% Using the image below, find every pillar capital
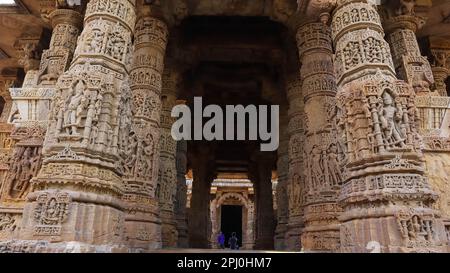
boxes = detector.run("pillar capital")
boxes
[296,22,333,58]
[383,15,426,34]
[380,0,432,34]
[49,8,84,29]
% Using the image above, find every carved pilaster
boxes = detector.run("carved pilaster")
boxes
[0,8,83,236]
[0,78,15,123]
[382,3,434,95]
[285,73,304,251]
[274,107,289,250]
[19,0,137,248]
[38,9,83,86]
[122,7,169,250]
[332,0,447,253]
[10,8,82,129]
[296,22,341,252]
[15,30,49,73]
[175,140,188,248]
[157,66,179,248]
[252,152,275,250]
[188,145,215,248]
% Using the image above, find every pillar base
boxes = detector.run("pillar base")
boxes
[340,206,448,253]
[123,209,162,251]
[176,216,189,248]
[284,214,303,251]
[0,240,132,253]
[160,209,178,248]
[274,221,288,250]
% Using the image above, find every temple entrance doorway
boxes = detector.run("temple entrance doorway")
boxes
[221,205,243,248]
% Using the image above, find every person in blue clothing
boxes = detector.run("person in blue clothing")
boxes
[217,231,225,249]
[228,232,239,250]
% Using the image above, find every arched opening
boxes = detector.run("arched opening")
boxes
[173,15,292,250]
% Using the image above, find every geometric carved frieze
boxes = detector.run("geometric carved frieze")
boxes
[340,173,436,204]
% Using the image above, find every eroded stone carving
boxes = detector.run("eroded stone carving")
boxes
[33,191,70,236]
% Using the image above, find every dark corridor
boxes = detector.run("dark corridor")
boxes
[220,205,243,248]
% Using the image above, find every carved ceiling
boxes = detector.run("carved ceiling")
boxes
[0,0,449,77]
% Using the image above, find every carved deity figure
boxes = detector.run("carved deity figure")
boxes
[15,147,32,191]
[87,29,104,54]
[379,91,406,148]
[326,143,343,186]
[432,51,448,68]
[42,198,61,225]
[5,146,41,199]
[123,132,138,177]
[288,174,301,208]
[343,42,362,69]
[142,133,154,178]
[361,8,369,20]
[335,107,348,162]
[106,28,125,60]
[309,145,324,190]
[63,81,88,135]
[0,214,16,232]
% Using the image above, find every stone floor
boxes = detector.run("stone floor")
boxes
[150,248,301,253]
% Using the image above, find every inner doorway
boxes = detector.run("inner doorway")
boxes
[221,205,243,248]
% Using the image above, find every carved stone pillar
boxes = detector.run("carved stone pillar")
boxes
[0,78,18,241]
[11,8,82,128]
[295,22,342,252]
[285,73,304,251]
[123,6,169,250]
[0,7,83,243]
[274,108,289,250]
[428,38,450,97]
[19,0,136,250]
[10,8,82,138]
[158,67,179,248]
[413,39,450,138]
[15,31,48,74]
[332,0,447,252]
[383,6,434,95]
[252,152,275,250]
[39,9,83,86]
[0,78,15,123]
[188,146,215,248]
[175,140,188,248]
[430,64,448,97]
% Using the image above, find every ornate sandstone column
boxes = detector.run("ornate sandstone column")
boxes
[0,78,18,241]
[382,2,434,96]
[175,140,188,248]
[19,0,136,249]
[295,22,342,252]
[188,145,215,248]
[123,5,169,250]
[0,7,83,246]
[252,152,275,250]
[285,73,304,251]
[3,7,83,202]
[430,46,449,97]
[157,66,179,248]
[274,109,289,250]
[332,0,447,252]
